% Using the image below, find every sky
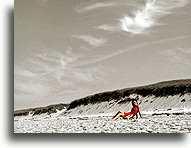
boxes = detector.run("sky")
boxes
[14,0,191,110]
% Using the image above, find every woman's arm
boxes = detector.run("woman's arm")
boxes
[138,111,142,118]
[138,100,142,105]
[136,114,138,119]
[138,105,142,118]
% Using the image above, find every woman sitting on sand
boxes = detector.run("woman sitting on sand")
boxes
[111,99,142,120]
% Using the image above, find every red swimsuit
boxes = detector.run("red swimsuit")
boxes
[124,105,139,116]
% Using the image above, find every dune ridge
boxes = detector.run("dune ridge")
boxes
[14,79,191,117]
[14,103,68,117]
[63,79,191,117]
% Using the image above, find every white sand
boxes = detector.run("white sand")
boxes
[14,114,191,133]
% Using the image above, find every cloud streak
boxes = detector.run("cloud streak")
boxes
[96,24,121,32]
[75,1,129,13]
[120,0,188,34]
[72,35,106,46]
[14,67,50,96]
[96,0,188,34]
[75,35,191,67]
[15,46,108,102]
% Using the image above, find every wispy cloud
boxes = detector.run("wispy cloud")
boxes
[26,47,83,76]
[15,81,50,96]
[75,1,124,13]
[75,35,191,67]
[15,49,75,98]
[96,24,120,32]
[14,67,50,96]
[120,0,188,34]
[72,35,106,46]
[15,68,36,78]
[96,0,188,34]
[15,46,108,101]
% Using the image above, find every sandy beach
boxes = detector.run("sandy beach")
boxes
[14,113,191,133]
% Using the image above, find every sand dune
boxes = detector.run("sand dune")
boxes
[62,79,191,117]
[61,94,191,117]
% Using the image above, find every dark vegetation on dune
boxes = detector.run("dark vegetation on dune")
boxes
[67,79,191,110]
[14,104,68,117]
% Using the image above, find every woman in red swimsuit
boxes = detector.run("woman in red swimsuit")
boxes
[111,99,142,120]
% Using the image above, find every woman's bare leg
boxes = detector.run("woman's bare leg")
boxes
[112,111,121,119]
[111,111,125,120]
